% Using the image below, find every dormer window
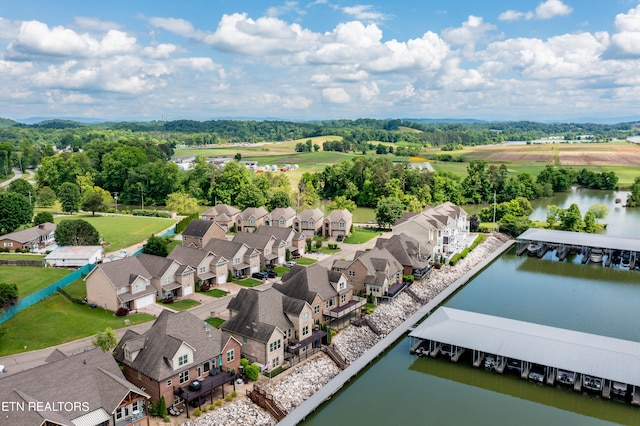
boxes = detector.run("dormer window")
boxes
[178,354,189,366]
[279,219,285,225]
[124,348,132,361]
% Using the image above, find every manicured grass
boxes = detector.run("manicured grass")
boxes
[343,227,382,244]
[233,278,262,287]
[64,278,88,299]
[0,293,154,356]
[159,299,200,311]
[0,253,45,261]
[53,214,177,253]
[0,265,72,298]
[205,317,226,328]
[295,257,316,265]
[203,288,229,298]
[273,266,289,276]
[308,246,341,255]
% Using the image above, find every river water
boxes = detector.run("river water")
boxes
[304,189,640,425]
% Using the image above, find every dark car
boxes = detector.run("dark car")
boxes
[263,269,277,278]
[252,271,267,279]
[336,234,344,242]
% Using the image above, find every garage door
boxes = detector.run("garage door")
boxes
[135,294,155,309]
[183,285,193,296]
[251,265,259,274]
[217,274,226,285]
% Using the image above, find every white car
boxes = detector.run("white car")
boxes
[283,261,297,268]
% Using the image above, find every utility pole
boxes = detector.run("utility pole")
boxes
[113,192,118,214]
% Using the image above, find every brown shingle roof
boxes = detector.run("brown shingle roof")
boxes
[182,219,224,238]
[0,222,56,244]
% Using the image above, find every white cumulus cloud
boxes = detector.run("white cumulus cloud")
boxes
[322,87,350,103]
[498,0,572,21]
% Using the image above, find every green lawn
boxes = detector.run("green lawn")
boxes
[205,317,226,328]
[273,266,289,276]
[232,278,262,287]
[343,227,382,244]
[0,253,45,261]
[158,299,200,311]
[0,293,154,356]
[203,288,229,298]
[295,257,316,265]
[53,214,177,253]
[308,246,341,255]
[0,266,72,297]
[64,278,88,299]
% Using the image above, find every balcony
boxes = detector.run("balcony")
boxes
[115,410,147,426]
[324,296,366,319]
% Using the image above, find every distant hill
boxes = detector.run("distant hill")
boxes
[18,116,107,125]
[0,117,18,127]
[403,118,488,124]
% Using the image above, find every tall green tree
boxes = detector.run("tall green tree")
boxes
[57,182,81,214]
[33,211,54,226]
[166,192,199,215]
[559,203,583,231]
[7,179,34,202]
[627,177,640,207]
[144,235,169,257]
[91,327,117,353]
[0,282,19,309]
[210,161,252,206]
[55,219,100,245]
[375,196,404,228]
[0,192,33,234]
[36,186,57,207]
[266,189,292,210]
[328,195,356,212]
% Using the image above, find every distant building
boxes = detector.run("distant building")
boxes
[324,209,352,237]
[200,204,240,231]
[293,208,324,237]
[0,222,56,252]
[237,207,269,233]
[44,245,103,267]
[264,207,297,228]
[182,219,226,249]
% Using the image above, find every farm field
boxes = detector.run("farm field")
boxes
[53,214,177,253]
[0,265,71,297]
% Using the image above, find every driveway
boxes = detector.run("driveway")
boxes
[0,168,22,188]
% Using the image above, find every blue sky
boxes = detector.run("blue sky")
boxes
[1,0,640,122]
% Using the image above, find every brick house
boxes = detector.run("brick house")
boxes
[200,204,240,231]
[375,233,432,279]
[293,208,324,237]
[323,209,352,237]
[204,238,261,277]
[0,222,56,251]
[255,225,306,258]
[236,207,269,233]
[114,310,241,408]
[167,245,229,288]
[331,247,403,299]
[182,219,226,249]
[232,231,287,268]
[264,207,297,228]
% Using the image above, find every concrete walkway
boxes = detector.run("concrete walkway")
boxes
[0,168,22,187]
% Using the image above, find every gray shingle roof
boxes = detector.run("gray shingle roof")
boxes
[201,204,240,217]
[137,253,176,277]
[0,348,148,426]
[167,245,212,268]
[239,207,268,220]
[255,225,305,242]
[89,256,151,288]
[223,287,305,343]
[232,232,276,250]
[275,263,343,304]
[114,310,236,381]
[296,208,323,222]
[0,222,56,244]
[326,209,352,222]
[204,238,247,259]
[183,219,223,238]
[375,233,431,269]
[266,207,296,221]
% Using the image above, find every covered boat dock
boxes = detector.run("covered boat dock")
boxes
[409,307,640,405]
[517,228,640,266]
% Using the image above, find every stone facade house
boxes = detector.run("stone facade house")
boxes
[274,263,365,327]
[331,247,403,298]
[204,238,261,277]
[222,287,321,370]
[232,232,287,268]
[323,209,352,237]
[167,245,229,287]
[375,233,432,279]
[0,348,150,426]
[264,207,297,228]
[0,222,56,252]
[200,204,240,231]
[182,219,226,249]
[255,225,306,258]
[236,207,269,233]
[115,310,241,408]
[293,208,324,237]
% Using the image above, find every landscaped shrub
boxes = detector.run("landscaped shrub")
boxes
[115,307,130,316]
[327,243,338,249]
[193,408,201,417]
[245,363,260,381]
[449,254,461,266]
[132,209,171,218]
[215,399,223,407]
[175,212,198,234]
[231,391,237,398]
[208,404,216,411]
[158,396,168,417]
[403,274,414,283]
[460,248,470,258]
[225,394,233,402]
[163,416,171,423]
[201,406,208,412]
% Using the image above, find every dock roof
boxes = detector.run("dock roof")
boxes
[409,307,640,386]
[517,228,640,252]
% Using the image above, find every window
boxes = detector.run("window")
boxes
[178,354,189,366]
[242,337,247,343]
[3,242,12,248]
[265,248,270,255]
[250,218,255,224]
[325,299,335,308]
[348,270,355,277]
[164,276,170,284]
[134,283,143,292]
[302,325,309,336]
[279,219,285,225]
[302,312,309,321]
[132,401,139,413]
[167,379,172,387]
[339,281,346,290]
[272,357,279,367]
[226,349,235,362]
[314,304,320,315]
[124,348,132,361]
[203,361,210,373]
[199,266,206,273]
[235,257,240,264]
[197,367,202,378]
[269,340,282,352]
[309,220,314,227]
[341,294,347,303]
[339,221,345,228]
[179,370,189,384]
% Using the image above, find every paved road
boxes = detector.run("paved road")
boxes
[0,168,22,187]
[0,230,392,377]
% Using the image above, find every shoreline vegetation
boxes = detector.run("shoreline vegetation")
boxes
[179,233,508,426]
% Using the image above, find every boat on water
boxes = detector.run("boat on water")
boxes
[527,243,543,255]
[611,250,622,265]
[557,370,575,386]
[506,358,522,372]
[528,364,546,383]
[583,375,603,392]
[589,248,603,263]
[484,355,497,371]
[612,382,629,398]
[621,251,631,267]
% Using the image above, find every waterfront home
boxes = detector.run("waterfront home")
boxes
[264,207,297,228]
[222,287,320,370]
[200,204,240,231]
[167,245,229,288]
[331,247,403,298]
[293,208,324,237]
[323,209,352,238]
[237,206,269,233]
[0,348,149,426]
[375,233,432,279]
[85,254,195,311]
[115,310,241,407]
[0,222,56,252]
[182,219,226,249]
[273,263,365,327]
[255,225,306,258]
[204,238,261,278]
[232,232,287,268]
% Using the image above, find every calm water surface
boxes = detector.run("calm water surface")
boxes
[304,190,640,425]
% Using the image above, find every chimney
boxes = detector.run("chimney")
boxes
[38,224,45,229]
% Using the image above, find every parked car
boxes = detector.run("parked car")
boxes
[252,271,267,279]
[263,269,277,278]
[336,234,344,242]
[283,261,297,268]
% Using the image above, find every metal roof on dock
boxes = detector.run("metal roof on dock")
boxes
[517,228,640,252]
[409,307,640,386]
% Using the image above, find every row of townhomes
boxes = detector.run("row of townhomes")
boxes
[85,205,353,314]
